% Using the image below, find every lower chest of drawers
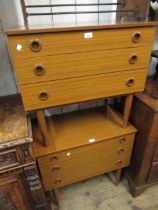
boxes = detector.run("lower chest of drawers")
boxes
[37,134,135,191]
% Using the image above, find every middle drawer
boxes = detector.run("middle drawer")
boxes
[14,47,150,85]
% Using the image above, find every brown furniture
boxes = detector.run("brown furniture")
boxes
[5,7,157,203]
[33,106,136,192]
[127,81,158,196]
[0,95,52,210]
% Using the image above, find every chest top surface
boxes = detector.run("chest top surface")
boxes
[5,22,158,35]
[0,95,32,149]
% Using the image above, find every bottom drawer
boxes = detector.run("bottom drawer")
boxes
[21,69,146,111]
[38,134,135,191]
[148,161,158,182]
[42,155,131,191]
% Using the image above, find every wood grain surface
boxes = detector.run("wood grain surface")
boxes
[0,95,32,146]
[20,69,147,111]
[13,47,151,85]
[33,106,136,191]
[5,21,158,35]
[41,154,133,191]
[33,106,136,157]
[8,27,155,59]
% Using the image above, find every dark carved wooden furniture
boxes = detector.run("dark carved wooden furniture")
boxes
[0,95,52,210]
[127,78,158,196]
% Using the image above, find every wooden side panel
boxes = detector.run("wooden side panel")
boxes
[153,144,158,162]
[148,161,158,182]
[0,174,31,210]
[13,47,151,85]
[8,27,155,59]
[20,69,147,111]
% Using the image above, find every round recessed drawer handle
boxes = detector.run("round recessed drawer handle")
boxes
[54,178,62,184]
[30,39,42,52]
[39,91,49,101]
[119,137,126,144]
[34,64,45,76]
[117,148,125,154]
[52,166,60,172]
[129,54,138,64]
[132,32,142,43]
[126,78,135,87]
[50,155,58,162]
[116,160,123,167]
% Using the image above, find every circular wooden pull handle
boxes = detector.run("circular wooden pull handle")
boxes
[39,92,49,101]
[34,64,45,76]
[132,32,141,43]
[119,137,126,144]
[117,148,125,154]
[116,160,123,166]
[52,166,60,172]
[50,155,58,162]
[30,39,42,52]
[126,78,135,87]
[54,178,62,184]
[129,54,138,64]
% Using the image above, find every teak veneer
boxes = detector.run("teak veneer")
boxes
[33,106,136,192]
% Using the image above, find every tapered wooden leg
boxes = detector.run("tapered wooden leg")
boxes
[53,189,60,206]
[123,94,133,128]
[36,110,48,147]
[115,168,122,186]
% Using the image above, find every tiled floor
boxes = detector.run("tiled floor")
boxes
[52,173,158,210]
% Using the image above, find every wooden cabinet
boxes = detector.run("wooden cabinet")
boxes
[6,24,155,112]
[0,95,52,210]
[33,106,136,193]
[0,172,30,210]
[127,89,158,196]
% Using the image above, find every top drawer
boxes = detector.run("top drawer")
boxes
[8,27,155,59]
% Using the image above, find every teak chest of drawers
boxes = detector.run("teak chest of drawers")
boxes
[6,22,156,205]
[33,106,136,193]
[7,23,155,114]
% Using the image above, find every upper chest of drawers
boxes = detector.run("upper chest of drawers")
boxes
[7,24,156,111]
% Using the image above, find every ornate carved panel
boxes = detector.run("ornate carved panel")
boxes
[0,191,17,210]
[0,149,20,171]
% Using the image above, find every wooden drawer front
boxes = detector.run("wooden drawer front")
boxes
[38,134,135,190]
[21,69,147,111]
[0,149,21,171]
[14,47,150,85]
[42,155,131,191]
[8,27,155,59]
[38,134,135,167]
[148,161,158,182]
